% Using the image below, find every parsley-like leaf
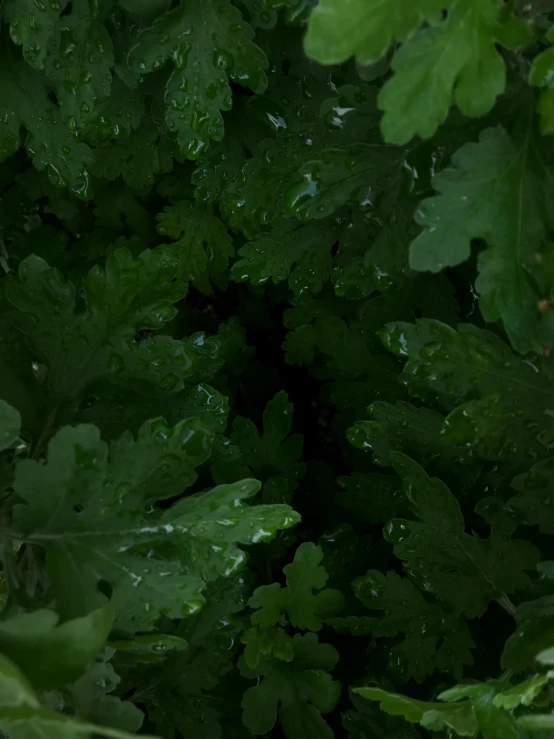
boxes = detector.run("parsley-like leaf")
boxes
[240,632,341,738]
[13,420,299,631]
[409,126,554,353]
[127,0,268,158]
[249,542,343,631]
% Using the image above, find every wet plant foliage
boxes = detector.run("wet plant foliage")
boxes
[2,1,554,737]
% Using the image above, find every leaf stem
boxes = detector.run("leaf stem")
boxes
[0,238,10,274]
[497,593,516,618]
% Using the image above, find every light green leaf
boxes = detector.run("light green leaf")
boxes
[0,654,38,708]
[0,607,112,689]
[379,0,531,145]
[493,675,549,709]
[353,687,479,736]
[304,0,440,65]
[409,126,554,354]
[530,25,554,135]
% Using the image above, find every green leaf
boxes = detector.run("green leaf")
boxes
[241,626,294,668]
[304,0,440,65]
[379,1,531,145]
[342,693,421,739]
[141,576,248,739]
[386,453,539,618]
[0,654,40,708]
[90,122,174,190]
[240,632,340,738]
[353,687,479,736]
[284,143,401,221]
[232,218,339,295]
[157,199,234,290]
[127,0,268,158]
[108,634,188,663]
[409,126,554,353]
[0,400,20,451]
[269,0,316,24]
[231,391,304,478]
[3,0,67,69]
[12,419,299,630]
[438,684,518,739]
[0,607,112,689]
[509,457,554,532]
[1,247,226,448]
[0,653,158,739]
[249,542,343,631]
[501,597,554,670]
[0,54,93,199]
[71,654,144,733]
[381,319,554,464]
[45,0,114,130]
[530,26,554,135]
[493,675,549,710]
[345,570,474,682]
[348,401,481,493]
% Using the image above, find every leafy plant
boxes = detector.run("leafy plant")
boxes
[2,1,554,738]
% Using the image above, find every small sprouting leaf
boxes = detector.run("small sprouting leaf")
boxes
[249,542,343,631]
[242,626,294,668]
[231,391,304,478]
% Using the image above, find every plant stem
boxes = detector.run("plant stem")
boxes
[497,593,516,618]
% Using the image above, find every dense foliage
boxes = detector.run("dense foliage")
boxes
[3,0,554,737]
